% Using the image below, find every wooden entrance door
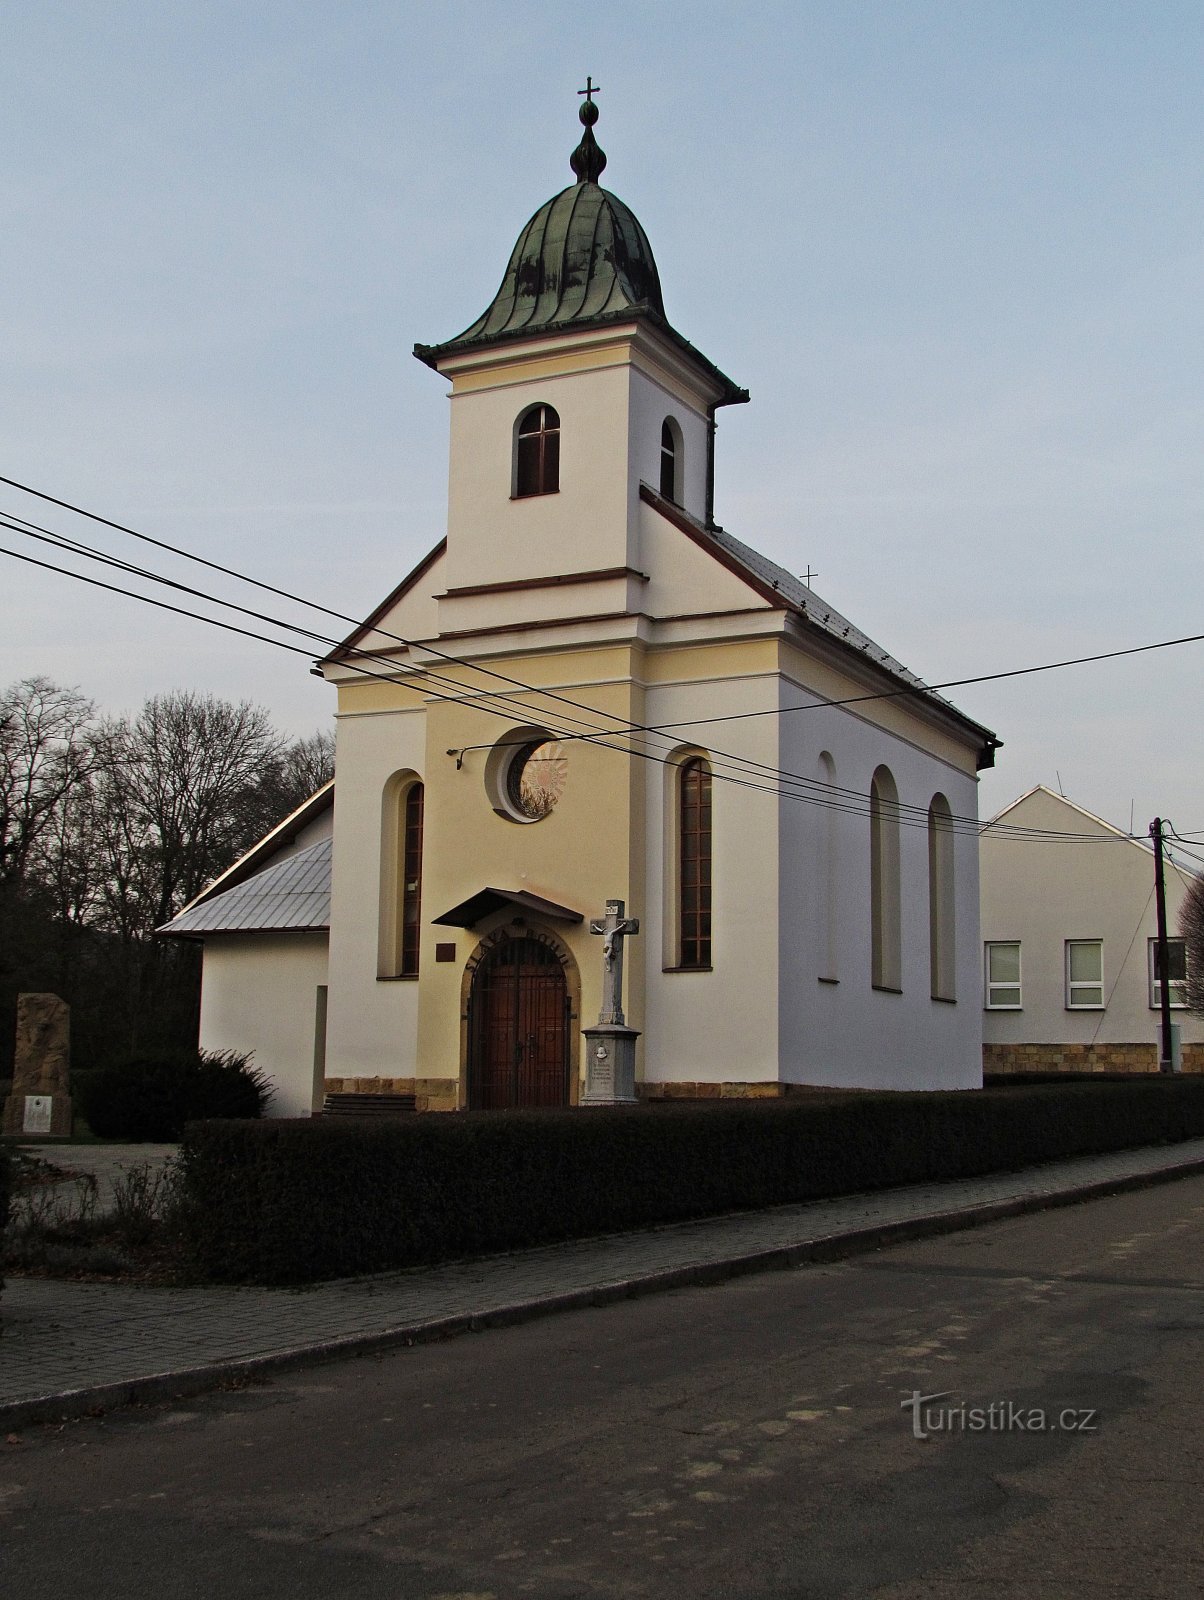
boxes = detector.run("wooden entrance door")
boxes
[468,935,570,1109]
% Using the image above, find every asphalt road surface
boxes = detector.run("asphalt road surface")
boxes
[4,1176,1204,1599]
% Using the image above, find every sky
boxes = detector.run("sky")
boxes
[2,1,1202,844]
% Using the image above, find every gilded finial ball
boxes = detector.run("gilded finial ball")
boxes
[579,98,599,127]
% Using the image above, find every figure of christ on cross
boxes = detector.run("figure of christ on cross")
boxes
[589,899,640,1027]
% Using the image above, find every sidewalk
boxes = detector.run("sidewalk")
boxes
[5,1138,1204,1429]
[14,1143,178,1213]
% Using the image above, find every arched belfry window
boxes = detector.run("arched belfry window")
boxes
[660,418,680,502]
[679,756,712,968]
[515,404,560,498]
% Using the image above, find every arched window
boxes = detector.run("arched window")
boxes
[817,751,838,981]
[679,756,712,968]
[928,793,955,1000]
[870,765,901,991]
[515,404,560,497]
[379,774,423,977]
[400,782,424,976]
[660,418,681,502]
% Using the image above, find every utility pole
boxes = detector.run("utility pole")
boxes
[1151,817,1175,1073]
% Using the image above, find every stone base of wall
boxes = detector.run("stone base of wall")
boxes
[322,1076,459,1112]
[638,1082,833,1101]
[984,1042,1204,1076]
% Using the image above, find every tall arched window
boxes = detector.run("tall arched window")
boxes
[679,756,712,968]
[515,403,560,497]
[870,765,901,991]
[928,793,955,1000]
[660,418,681,502]
[400,782,424,977]
[817,751,838,981]
[379,774,424,977]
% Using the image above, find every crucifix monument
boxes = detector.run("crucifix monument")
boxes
[582,898,641,1105]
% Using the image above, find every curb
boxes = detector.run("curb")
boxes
[6,1150,1204,1431]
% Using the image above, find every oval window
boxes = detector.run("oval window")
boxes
[506,738,567,821]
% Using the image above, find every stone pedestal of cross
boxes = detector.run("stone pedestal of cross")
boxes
[581,899,641,1106]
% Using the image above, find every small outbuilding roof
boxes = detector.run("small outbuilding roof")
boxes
[160,838,332,939]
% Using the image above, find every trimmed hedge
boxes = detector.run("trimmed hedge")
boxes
[76,1049,270,1141]
[177,1077,1204,1285]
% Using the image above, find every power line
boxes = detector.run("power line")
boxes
[4,536,1148,846]
[2,477,1190,844]
[6,470,1203,776]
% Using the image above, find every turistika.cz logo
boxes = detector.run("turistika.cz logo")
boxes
[901,1390,1099,1441]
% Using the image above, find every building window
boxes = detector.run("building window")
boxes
[679,756,712,968]
[400,782,424,976]
[379,772,423,977]
[1149,937,1188,1009]
[505,738,567,821]
[1066,940,1104,1009]
[485,725,568,823]
[928,793,955,1000]
[660,418,681,502]
[985,941,1021,1009]
[870,765,901,991]
[515,404,560,497]
[817,751,838,981]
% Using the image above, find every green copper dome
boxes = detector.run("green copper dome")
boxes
[414,87,747,406]
[448,180,665,347]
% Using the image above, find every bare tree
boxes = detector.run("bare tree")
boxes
[1182,872,1204,1015]
[0,677,96,888]
[98,691,289,930]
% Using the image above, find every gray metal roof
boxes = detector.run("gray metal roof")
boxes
[160,839,332,938]
[705,522,931,692]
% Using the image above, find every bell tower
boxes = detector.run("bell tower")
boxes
[413,86,748,625]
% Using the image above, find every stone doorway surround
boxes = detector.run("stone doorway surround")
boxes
[461,922,581,1110]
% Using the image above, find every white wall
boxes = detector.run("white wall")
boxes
[777,688,984,1090]
[640,668,783,1084]
[442,361,635,593]
[323,703,425,1078]
[981,788,1204,1048]
[198,931,329,1117]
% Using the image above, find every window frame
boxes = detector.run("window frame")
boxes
[677,755,712,970]
[984,940,1022,1010]
[659,417,681,503]
[870,765,902,993]
[399,781,424,978]
[1065,939,1105,1010]
[514,403,560,498]
[1148,936,1188,1010]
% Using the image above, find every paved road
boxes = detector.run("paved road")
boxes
[6,1139,1204,1423]
[3,1175,1204,1598]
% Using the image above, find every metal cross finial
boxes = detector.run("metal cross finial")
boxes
[578,76,601,103]
[802,565,819,587]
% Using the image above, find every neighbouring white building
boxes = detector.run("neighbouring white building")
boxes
[163,93,999,1114]
[980,786,1202,1075]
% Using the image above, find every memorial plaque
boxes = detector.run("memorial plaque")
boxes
[23,1095,53,1135]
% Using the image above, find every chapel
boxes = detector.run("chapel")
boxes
[164,89,1000,1115]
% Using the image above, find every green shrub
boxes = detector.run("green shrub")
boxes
[76,1050,270,1142]
[176,1077,1204,1285]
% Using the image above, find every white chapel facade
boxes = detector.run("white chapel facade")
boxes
[166,93,999,1112]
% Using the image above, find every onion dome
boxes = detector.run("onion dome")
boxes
[414,85,746,405]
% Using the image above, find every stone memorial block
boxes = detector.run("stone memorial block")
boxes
[3,992,73,1138]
